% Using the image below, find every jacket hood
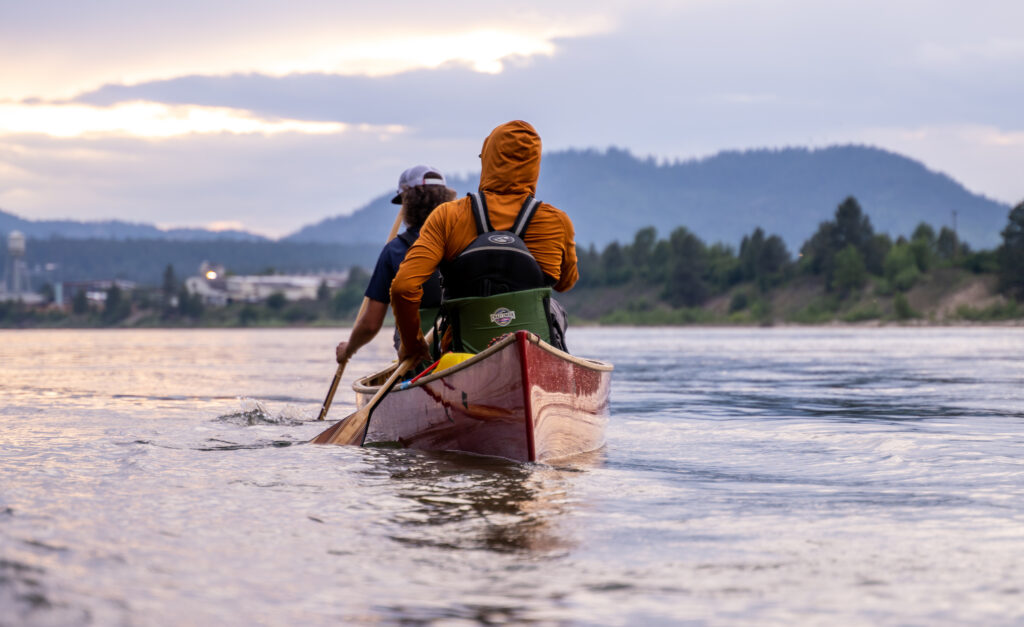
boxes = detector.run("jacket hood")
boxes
[479,120,540,196]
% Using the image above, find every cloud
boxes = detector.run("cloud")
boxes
[0,130,480,237]
[1,0,1022,235]
[0,2,612,100]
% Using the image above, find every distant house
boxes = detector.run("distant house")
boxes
[62,279,137,305]
[184,262,348,306]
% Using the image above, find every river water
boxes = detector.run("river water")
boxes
[2,327,1023,626]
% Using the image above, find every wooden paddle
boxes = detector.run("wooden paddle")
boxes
[315,207,405,421]
[313,321,435,444]
[309,356,417,445]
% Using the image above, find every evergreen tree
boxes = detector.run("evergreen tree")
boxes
[662,227,709,307]
[864,234,892,275]
[740,227,791,288]
[577,243,603,287]
[72,289,89,315]
[177,286,203,318]
[739,228,766,281]
[706,242,740,291]
[162,264,177,300]
[910,222,936,272]
[161,264,179,317]
[801,196,876,289]
[649,240,671,284]
[997,202,1024,297]
[760,235,791,279]
[936,227,959,260]
[103,284,131,323]
[601,242,630,285]
[629,227,657,281]
[834,196,875,251]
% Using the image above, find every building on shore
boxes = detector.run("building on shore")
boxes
[61,279,137,306]
[184,262,349,306]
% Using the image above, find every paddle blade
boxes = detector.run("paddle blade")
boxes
[310,407,370,445]
[309,356,417,447]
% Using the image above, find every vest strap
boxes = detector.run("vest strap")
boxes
[467,192,542,237]
[467,193,493,235]
[512,196,541,237]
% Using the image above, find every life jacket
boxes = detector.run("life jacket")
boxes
[435,193,565,354]
[439,192,552,300]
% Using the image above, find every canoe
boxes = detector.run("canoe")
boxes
[350,330,613,462]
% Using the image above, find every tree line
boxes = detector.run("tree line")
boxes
[576,196,1024,309]
[4,197,1023,327]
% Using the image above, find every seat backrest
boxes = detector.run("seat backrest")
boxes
[441,287,552,353]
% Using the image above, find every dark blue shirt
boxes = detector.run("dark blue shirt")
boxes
[364,229,418,304]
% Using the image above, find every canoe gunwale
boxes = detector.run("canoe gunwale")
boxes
[352,331,613,396]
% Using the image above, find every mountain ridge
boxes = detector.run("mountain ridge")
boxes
[0,210,269,242]
[285,145,1011,250]
[2,145,1012,250]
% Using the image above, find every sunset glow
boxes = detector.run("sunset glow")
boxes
[0,102,363,138]
[1,23,607,101]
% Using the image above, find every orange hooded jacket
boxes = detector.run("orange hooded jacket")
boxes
[390,120,578,355]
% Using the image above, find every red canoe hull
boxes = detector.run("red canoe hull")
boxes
[353,331,612,462]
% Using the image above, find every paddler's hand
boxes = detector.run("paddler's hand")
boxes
[335,341,352,364]
[398,336,430,365]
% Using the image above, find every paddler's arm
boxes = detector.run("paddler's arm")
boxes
[335,298,388,363]
[391,209,447,361]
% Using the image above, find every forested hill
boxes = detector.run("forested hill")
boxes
[0,209,268,242]
[285,145,1011,250]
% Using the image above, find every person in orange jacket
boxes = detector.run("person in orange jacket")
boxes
[390,120,578,363]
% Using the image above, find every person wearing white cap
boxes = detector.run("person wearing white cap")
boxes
[335,166,456,364]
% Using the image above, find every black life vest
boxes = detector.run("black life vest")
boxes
[396,230,442,308]
[440,192,552,299]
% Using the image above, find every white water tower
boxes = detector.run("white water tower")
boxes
[4,230,31,295]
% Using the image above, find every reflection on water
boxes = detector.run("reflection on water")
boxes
[376,449,602,555]
[2,328,1024,625]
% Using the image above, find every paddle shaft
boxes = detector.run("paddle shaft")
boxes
[313,322,435,443]
[314,298,367,421]
[315,207,405,421]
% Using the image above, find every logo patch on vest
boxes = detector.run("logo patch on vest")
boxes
[488,234,516,244]
[489,307,516,326]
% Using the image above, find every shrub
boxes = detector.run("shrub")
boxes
[954,300,1020,321]
[729,291,750,313]
[832,244,867,295]
[841,303,882,322]
[788,296,840,324]
[266,292,287,311]
[238,305,260,326]
[893,293,917,320]
[884,244,920,291]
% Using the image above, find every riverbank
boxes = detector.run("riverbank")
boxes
[3,268,1021,329]
[560,268,1022,326]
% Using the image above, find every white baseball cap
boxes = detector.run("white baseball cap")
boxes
[391,165,447,204]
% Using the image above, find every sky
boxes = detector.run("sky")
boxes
[1,0,1022,238]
